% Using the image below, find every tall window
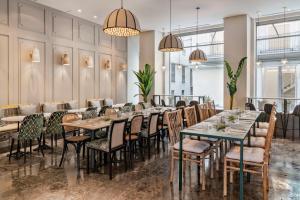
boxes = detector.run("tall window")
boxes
[167,30,224,107]
[256,19,300,111]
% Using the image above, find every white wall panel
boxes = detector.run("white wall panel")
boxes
[78,22,95,45]
[0,34,9,105]
[99,54,112,98]
[0,0,8,25]
[52,13,73,40]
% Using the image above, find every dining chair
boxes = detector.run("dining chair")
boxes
[289,104,300,140]
[82,107,98,119]
[189,101,200,122]
[120,105,132,113]
[207,101,216,117]
[251,104,276,137]
[59,113,90,172]
[199,104,210,121]
[151,99,157,107]
[176,100,186,107]
[161,99,167,107]
[158,110,171,149]
[184,106,197,128]
[140,112,160,159]
[9,114,44,163]
[166,110,212,190]
[245,102,256,111]
[98,105,110,116]
[105,108,117,116]
[124,102,133,107]
[86,118,128,179]
[126,114,144,166]
[44,111,67,152]
[223,113,277,199]
[134,103,144,111]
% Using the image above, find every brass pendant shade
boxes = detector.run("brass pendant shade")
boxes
[189,49,207,63]
[103,2,141,37]
[159,34,183,52]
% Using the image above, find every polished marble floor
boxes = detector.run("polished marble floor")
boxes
[0,138,299,200]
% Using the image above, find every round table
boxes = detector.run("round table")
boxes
[1,116,26,131]
[67,108,87,113]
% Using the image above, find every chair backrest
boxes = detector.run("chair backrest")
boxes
[62,113,80,135]
[82,107,98,119]
[135,103,144,111]
[292,104,300,116]
[264,103,273,115]
[176,100,186,107]
[264,113,277,162]
[99,105,110,116]
[166,110,183,146]
[46,111,66,135]
[130,115,144,134]
[189,100,199,107]
[245,102,256,111]
[184,106,197,128]
[120,105,132,113]
[105,108,117,116]
[18,114,44,140]
[207,101,216,117]
[124,102,133,107]
[108,119,128,149]
[147,112,159,135]
[198,104,209,121]
[189,101,200,122]
[151,99,157,107]
[161,99,167,107]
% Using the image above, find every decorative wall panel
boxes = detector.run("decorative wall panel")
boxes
[115,56,127,103]
[19,39,45,104]
[52,13,73,40]
[18,2,45,34]
[0,0,8,25]
[99,28,112,48]
[79,50,95,106]
[78,22,95,45]
[0,34,9,105]
[53,45,73,102]
[115,37,127,52]
[99,54,112,98]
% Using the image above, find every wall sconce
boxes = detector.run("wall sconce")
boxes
[120,63,127,72]
[30,47,40,63]
[162,66,166,71]
[85,55,93,68]
[177,64,182,69]
[61,53,70,66]
[104,60,111,70]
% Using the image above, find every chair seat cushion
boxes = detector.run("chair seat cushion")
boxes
[234,136,266,148]
[66,135,90,142]
[126,134,138,141]
[174,140,210,154]
[251,128,268,137]
[225,146,265,163]
[86,139,109,152]
[257,122,269,129]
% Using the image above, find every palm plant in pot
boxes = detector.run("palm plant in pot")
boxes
[134,64,155,103]
[224,57,247,110]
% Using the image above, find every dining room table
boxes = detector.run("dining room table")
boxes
[178,110,261,200]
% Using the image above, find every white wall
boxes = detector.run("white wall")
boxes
[0,0,127,107]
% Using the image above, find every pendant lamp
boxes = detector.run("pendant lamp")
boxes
[189,7,207,63]
[103,0,141,37]
[158,0,183,52]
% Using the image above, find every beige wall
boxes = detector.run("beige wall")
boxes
[0,0,127,107]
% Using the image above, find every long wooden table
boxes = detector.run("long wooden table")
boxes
[179,110,261,200]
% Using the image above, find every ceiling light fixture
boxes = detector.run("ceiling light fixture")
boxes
[189,7,207,63]
[281,7,288,65]
[103,0,141,37]
[158,0,183,52]
[93,15,98,19]
[77,9,82,13]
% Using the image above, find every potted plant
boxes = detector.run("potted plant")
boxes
[224,57,247,110]
[134,64,155,103]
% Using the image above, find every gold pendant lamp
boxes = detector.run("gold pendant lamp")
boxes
[103,0,141,37]
[189,7,207,63]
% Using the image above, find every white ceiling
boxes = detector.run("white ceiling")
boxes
[36,0,300,31]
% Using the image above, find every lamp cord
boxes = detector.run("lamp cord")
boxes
[121,0,124,8]
[196,7,200,48]
[283,7,286,60]
[170,0,172,34]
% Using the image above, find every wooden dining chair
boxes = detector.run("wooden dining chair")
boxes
[223,114,277,199]
[207,101,216,117]
[199,104,210,122]
[86,118,128,179]
[105,108,117,116]
[59,113,90,172]
[140,112,160,159]
[166,110,212,190]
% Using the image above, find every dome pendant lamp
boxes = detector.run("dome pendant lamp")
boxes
[158,0,183,52]
[189,7,207,63]
[103,0,141,37]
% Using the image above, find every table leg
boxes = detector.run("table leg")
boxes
[239,140,244,200]
[179,132,183,191]
[247,130,251,182]
[91,130,95,170]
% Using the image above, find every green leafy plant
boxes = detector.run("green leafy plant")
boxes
[134,64,155,103]
[224,57,247,110]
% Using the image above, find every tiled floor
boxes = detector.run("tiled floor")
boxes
[0,138,299,200]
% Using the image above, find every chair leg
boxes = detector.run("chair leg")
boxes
[263,165,268,200]
[229,163,233,183]
[29,140,32,155]
[59,142,67,167]
[55,134,58,148]
[124,147,127,171]
[23,140,27,163]
[210,152,214,179]
[51,134,54,153]
[108,152,113,180]
[76,143,82,173]
[157,133,160,154]
[138,137,144,161]
[9,138,15,162]
[201,155,206,191]
[292,117,295,141]
[87,148,90,174]
[147,138,150,159]
[169,152,174,184]
[223,158,228,196]
[82,143,85,159]
[161,130,165,152]
[216,145,220,171]
[37,137,44,157]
